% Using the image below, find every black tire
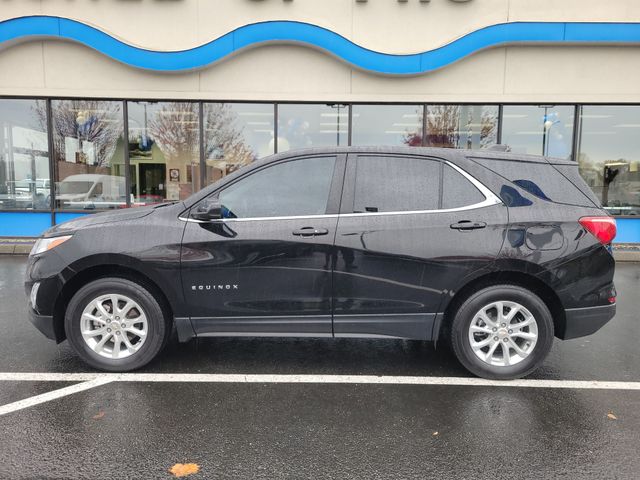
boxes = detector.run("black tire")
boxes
[450,284,554,380]
[65,277,170,372]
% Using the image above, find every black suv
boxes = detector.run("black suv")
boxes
[25,147,617,379]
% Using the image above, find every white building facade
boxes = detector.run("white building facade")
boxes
[0,0,639,241]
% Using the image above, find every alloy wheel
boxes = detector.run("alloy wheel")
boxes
[80,293,148,359]
[468,300,539,367]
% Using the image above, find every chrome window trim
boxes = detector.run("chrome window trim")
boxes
[179,160,502,223]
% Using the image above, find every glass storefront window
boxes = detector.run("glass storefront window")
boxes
[204,103,274,184]
[578,106,640,215]
[425,105,498,150]
[501,105,575,159]
[277,104,348,152]
[51,100,125,210]
[127,101,200,205]
[0,99,50,210]
[351,104,423,146]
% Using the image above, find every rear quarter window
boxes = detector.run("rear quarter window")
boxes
[470,157,597,207]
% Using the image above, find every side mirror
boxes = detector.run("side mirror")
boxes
[192,199,223,221]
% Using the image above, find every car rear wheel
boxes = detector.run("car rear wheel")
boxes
[65,277,169,371]
[450,285,554,380]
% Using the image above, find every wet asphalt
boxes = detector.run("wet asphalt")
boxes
[0,256,639,479]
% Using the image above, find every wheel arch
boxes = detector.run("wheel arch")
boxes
[53,257,174,342]
[436,269,566,343]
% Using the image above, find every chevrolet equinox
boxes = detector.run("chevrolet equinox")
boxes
[25,147,617,379]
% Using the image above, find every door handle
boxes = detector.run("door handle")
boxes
[292,227,329,237]
[450,220,487,231]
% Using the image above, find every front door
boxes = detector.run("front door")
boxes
[180,155,344,337]
[332,153,507,340]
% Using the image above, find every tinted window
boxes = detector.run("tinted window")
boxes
[472,157,593,206]
[442,165,485,208]
[353,156,439,213]
[218,156,335,218]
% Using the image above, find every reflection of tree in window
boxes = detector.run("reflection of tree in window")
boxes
[204,104,256,178]
[38,100,122,169]
[425,105,497,149]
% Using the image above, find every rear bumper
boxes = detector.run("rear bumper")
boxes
[28,308,65,343]
[559,304,616,340]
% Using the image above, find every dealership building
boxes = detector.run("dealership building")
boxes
[0,0,639,243]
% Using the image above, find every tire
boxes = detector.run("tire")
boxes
[65,277,170,372]
[449,284,554,380]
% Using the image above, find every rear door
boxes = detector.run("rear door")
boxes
[332,153,508,340]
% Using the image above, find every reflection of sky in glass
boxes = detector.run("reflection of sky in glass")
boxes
[352,105,423,146]
[277,104,347,152]
[501,105,574,159]
[206,103,274,159]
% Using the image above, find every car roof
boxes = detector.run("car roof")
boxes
[260,146,575,165]
[183,146,573,208]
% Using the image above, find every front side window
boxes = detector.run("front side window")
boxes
[217,156,336,219]
[352,156,440,213]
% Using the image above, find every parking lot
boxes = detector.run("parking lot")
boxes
[1,256,639,479]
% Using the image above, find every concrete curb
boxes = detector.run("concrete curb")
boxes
[1,237,639,261]
[0,238,36,255]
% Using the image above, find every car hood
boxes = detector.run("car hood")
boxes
[44,203,180,237]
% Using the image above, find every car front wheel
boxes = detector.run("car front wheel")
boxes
[65,277,169,371]
[450,284,554,380]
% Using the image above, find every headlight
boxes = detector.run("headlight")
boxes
[30,235,73,255]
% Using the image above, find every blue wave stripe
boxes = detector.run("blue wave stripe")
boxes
[1,16,639,74]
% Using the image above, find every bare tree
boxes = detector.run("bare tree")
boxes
[37,100,122,168]
[203,103,257,171]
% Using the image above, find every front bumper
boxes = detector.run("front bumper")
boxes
[27,307,65,343]
[559,303,616,340]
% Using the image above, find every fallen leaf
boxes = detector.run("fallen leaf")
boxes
[432,431,439,436]
[607,412,618,420]
[92,411,105,420]
[169,463,200,477]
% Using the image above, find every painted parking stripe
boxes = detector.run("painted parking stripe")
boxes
[0,377,113,416]
[0,372,640,390]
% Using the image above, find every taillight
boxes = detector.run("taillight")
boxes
[579,216,617,245]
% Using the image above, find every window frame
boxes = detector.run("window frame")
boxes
[339,153,499,217]
[187,153,346,222]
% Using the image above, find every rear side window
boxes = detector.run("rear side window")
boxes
[353,156,439,213]
[442,165,485,209]
[471,157,596,207]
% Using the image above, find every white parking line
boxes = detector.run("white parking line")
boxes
[0,377,113,416]
[0,372,640,390]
